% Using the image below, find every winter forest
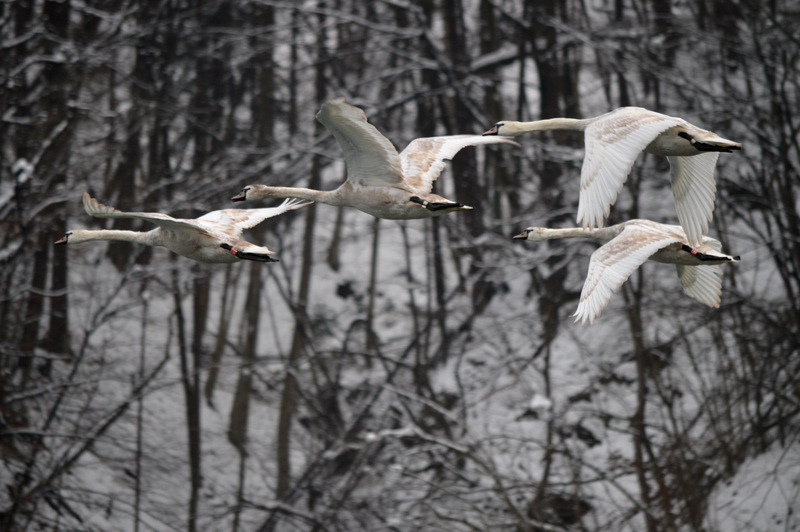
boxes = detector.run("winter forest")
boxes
[2,0,799,530]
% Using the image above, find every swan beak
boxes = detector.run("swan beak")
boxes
[231,191,246,202]
[513,230,529,240]
[482,125,499,136]
[54,235,68,245]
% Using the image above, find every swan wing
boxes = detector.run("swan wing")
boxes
[668,152,719,247]
[577,114,679,228]
[700,236,723,253]
[675,264,722,307]
[316,98,404,187]
[399,135,518,193]
[198,199,312,234]
[82,192,206,234]
[573,224,681,324]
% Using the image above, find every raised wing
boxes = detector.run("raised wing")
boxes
[573,224,682,324]
[577,114,679,228]
[82,192,205,233]
[316,98,404,187]
[198,198,312,233]
[399,135,518,193]
[675,264,723,308]
[669,152,719,247]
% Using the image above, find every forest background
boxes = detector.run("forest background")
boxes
[1,0,798,530]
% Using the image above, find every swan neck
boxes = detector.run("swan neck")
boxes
[542,227,595,240]
[77,230,152,244]
[520,117,585,132]
[261,186,338,205]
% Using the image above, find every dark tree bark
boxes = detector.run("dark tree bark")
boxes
[19,0,74,374]
[273,4,327,503]
[172,269,201,532]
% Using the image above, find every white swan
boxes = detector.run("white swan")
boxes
[233,98,518,219]
[484,107,741,246]
[55,192,311,263]
[513,219,739,324]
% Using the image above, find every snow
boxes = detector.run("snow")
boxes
[707,443,800,531]
[3,1,798,530]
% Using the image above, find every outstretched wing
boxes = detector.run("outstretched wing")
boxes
[82,192,206,233]
[669,152,719,247]
[573,223,682,324]
[676,264,723,308]
[399,135,518,194]
[197,198,312,238]
[577,112,679,228]
[316,98,404,187]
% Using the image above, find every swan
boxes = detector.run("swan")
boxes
[513,219,739,324]
[55,192,311,263]
[232,98,518,219]
[484,107,741,246]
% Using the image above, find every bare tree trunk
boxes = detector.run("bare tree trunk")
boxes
[171,268,201,532]
[18,232,49,377]
[228,261,260,526]
[365,217,380,354]
[625,274,658,532]
[204,268,235,407]
[105,42,146,269]
[17,0,74,376]
[274,4,327,500]
[441,0,484,237]
[134,288,149,532]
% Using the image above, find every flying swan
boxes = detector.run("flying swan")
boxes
[485,107,741,246]
[232,98,518,219]
[55,192,310,263]
[513,219,739,324]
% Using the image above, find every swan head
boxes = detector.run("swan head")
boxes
[513,227,549,242]
[483,121,520,137]
[54,230,87,245]
[232,186,252,202]
[232,185,283,202]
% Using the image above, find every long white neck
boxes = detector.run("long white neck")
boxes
[71,229,157,245]
[253,185,341,206]
[532,226,620,242]
[506,117,587,135]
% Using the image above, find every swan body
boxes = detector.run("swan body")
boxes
[233,98,518,219]
[513,219,739,324]
[485,107,741,246]
[55,192,311,263]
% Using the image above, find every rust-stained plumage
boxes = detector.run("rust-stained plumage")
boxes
[485,107,741,246]
[55,192,310,263]
[233,98,518,219]
[513,219,739,324]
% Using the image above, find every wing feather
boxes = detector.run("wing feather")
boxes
[197,198,311,233]
[316,98,404,187]
[577,115,679,228]
[573,224,682,324]
[82,192,206,233]
[399,135,518,193]
[676,264,723,307]
[669,152,719,247]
